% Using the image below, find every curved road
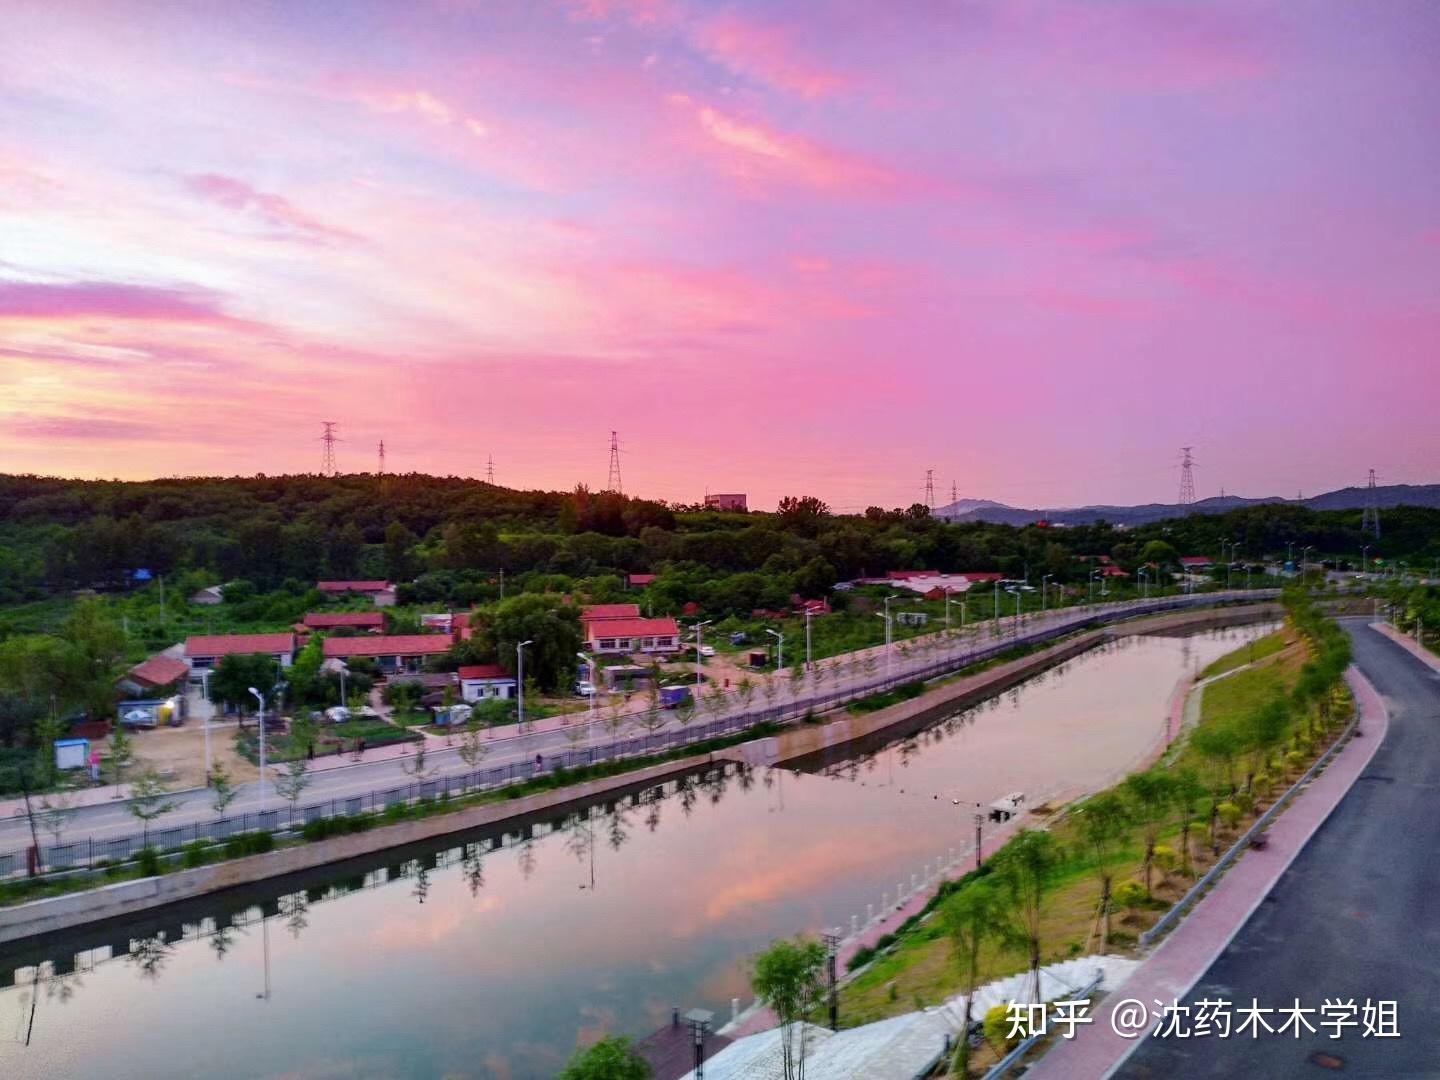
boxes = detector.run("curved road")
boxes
[1119,620,1440,1078]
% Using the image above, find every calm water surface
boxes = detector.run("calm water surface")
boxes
[0,626,1272,1079]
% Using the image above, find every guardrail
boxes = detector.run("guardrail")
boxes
[2,590,1283,879]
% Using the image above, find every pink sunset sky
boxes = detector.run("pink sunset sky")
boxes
[2,0,1437,510]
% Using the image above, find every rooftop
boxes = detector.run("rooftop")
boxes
[458,664,511,680]
[185,633,296,658]
[125,655,190,686]
[316,580,392,592]
[586,617,681,638]
[303,611,386,628]
[580,603,643,621]
[322,634,454,658]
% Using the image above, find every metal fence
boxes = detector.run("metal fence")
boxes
[2,590,1281,879]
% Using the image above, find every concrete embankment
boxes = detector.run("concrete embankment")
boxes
[728,603,1282,771]
[0,753,714,944]
[1,603,1281,944]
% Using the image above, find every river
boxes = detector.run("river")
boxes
[0,624,1273,1079]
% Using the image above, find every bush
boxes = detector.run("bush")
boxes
[1152,845,1178,875]
[1252,771,1273,797]
[846,946,876,972]
[1233,791,1255,814]
[182,840,211,868]
[984,1003,1030,1051]
[1217,801,1242,829]
[136,847,161,877]
[1113,879,1148,911]
[874,932,898,951]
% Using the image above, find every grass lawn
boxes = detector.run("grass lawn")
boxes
[235,716,419,762]
[1193,638,1307,736]
[1199,627,1293,679]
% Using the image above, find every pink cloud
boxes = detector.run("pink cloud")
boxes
[0,280,231,322]
[694,12,848,99]
[674,97,898,193]
[184,174,358,243]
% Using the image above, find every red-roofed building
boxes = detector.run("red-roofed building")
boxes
[323,634,452,675]
[580,603,642,623]
[316,580,396,607]
[1179,556,1214,570]
[302,611,385,632]
[628,574,656,587]
[185,633,296,671]
[585,617,681,655]
[458,664,517,702]
[118,654,191,695]
[1098,565,1130,578]
[959,572,1005,583]
[886,569,932,580]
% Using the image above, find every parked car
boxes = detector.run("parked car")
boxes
[324,706,351,723]
[574,680,596,697]
[698,645,716,657]
[729,632,749,646]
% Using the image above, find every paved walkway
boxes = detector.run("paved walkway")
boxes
[1026,663,1388,1080]
[1370,620,1440,672]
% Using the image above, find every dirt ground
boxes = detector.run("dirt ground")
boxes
[118,721,259,789]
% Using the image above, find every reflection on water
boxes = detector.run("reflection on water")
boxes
[0,625,1271,1079]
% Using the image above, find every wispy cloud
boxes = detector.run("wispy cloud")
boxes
[184,174,359,244]
[0,279,232,322]
[694,11,848,99]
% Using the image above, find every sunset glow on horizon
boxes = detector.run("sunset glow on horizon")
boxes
[3,0,1438,510]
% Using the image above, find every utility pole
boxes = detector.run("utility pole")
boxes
[1177,447,1197,510]
[822,929,842,1029]
[1361,468,1381,538]
[606,431,623,493]
[320,421,339,476]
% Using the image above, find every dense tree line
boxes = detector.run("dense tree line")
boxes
[3,473,1438,609]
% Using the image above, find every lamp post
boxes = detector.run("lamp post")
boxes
[1041,574,1053,614]
[765,628,784,672]
[944,586,953,628]
[875,611,893,686]
[691,620,712,688]
[576,652,596,719]
[1361,544,1370,578]
[516,639,533,732]
[1138,569,1147,600]
[1301,546,1313,589]
[247,686,266,806]
[822,929,842,1029]
[200,669,212,783]
[803,608,814,670]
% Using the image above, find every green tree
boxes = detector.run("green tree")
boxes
[942,881,1016,1076]
[274,754,311,811]
[210,760,239,815]
[384,521,418,582]
[128,767,177,847]
[456,715,490,771]
[1169,767,1208,875]
[991,829,1063,1004]
[1074,790,1130,951]
[209,653,280,718]
[482,593,584,692]
[557,1035,652,1080]
[108,724,135,791]
[1122,769,1178,895]
[751,935,827,1080]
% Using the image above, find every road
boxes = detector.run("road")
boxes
[1118,620,1440,1078]
[2,590,1278,858]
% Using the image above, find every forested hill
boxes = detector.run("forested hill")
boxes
[1,472,1437,608]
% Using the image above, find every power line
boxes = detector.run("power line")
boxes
[1177,447,1197,510]
[1361,468,1381,537]
[609,431,622,493]
[320,421,339,476]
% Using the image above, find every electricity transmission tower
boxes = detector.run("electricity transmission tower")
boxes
[925,469,935,508]
[606,431,622,493]
[320,422,339,476]
[377,439,386,475]
[486,454,495,485]
[1177,447,1197,509]
[1361,468,1381,537]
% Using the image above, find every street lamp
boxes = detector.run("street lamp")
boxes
[802,608,815,670]
[955,798,984,871]
[691,620,712,688]
[765,628,784,671]
[576,652,596,719]
[1361,544,1370,578]
[1138,568,1147,600]
[875,611,893,685]
[516,640,533,731]
[1041,574,1053,614]
[248,686,267,805]
[200,669,212,783]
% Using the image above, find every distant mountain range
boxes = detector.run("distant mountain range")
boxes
[932,484,1440,527]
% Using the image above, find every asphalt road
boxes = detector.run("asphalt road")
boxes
[1,591,1275,853]
[1118,620,1440,1079]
